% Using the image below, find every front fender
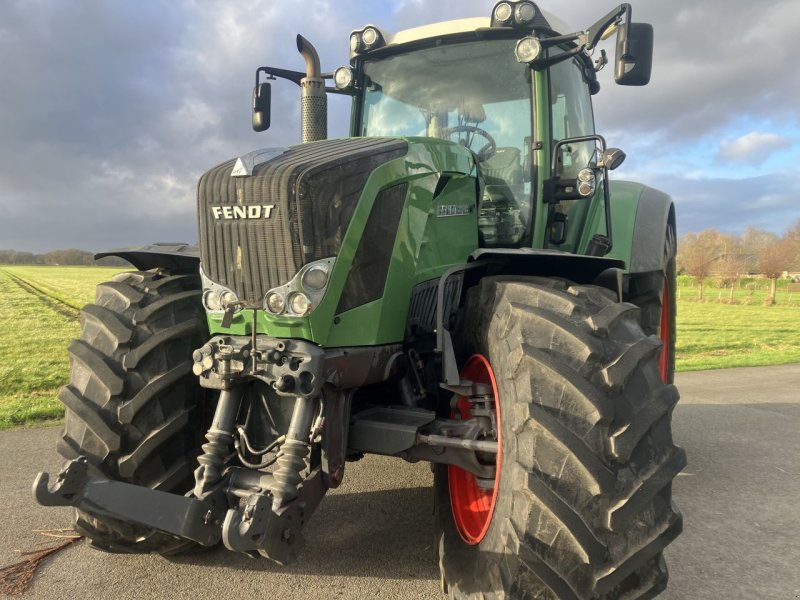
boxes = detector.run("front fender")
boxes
[582,181,675,274]
[95,243,200,272]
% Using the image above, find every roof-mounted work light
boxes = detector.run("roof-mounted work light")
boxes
[491,1,539,28]
[349,25,386,56]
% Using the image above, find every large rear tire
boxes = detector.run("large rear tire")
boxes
[435,275,685,599]
[57,269,210,554]
[626,225,677,384]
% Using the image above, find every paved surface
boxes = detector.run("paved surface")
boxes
[1,364,799,599]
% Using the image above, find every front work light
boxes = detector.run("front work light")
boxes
[515,36,542,63]
[349,25,385,56]
[491,1,540,28]
[515,2,536,24]
[493,2,513,24]
[362,27,379,48]
[333,66,354,90]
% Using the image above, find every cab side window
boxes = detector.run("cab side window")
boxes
[549,56,595,179]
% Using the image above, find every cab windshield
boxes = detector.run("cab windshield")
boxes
[360,39,533,246]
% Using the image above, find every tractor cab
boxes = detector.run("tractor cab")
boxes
[355,35,533,246]
[254,2,652,255]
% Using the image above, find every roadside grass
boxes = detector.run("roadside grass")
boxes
[0,266,797,429]
[0,266,125,429]
[676,300,800,371]
[675,276,800,371]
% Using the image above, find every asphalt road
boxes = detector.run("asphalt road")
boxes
[2,364,799,599]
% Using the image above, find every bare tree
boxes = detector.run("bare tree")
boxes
[758,238,792,305]
[677,229,726,299]
[784,219,800,272]
[740,227,778,274]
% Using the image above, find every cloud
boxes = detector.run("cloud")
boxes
[1,0,799,253]
[640,172,800,234]
[718,132,793,163]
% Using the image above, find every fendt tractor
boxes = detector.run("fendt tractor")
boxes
[34,2,686,598]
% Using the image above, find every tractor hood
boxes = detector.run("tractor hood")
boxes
[197,138,407,305]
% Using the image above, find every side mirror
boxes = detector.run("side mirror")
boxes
[615,22,653,86]
[252,82,271,132]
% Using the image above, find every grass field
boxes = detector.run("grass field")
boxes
[0,265,124,429]
[0,265,798,429]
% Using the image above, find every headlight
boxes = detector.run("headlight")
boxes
[221,291,238,307]
[302,265,329,291]
[334,66,354,90]
[288,292,310,316]
[200,268,242,316]
[577,168,596,197]
[265,292,285,315]
[262,257,335,318]
[515,36,542,63]
[203,290,222,311]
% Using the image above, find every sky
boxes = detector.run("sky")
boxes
[1,0,798,253]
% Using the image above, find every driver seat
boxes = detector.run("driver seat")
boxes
[480,147,522,186]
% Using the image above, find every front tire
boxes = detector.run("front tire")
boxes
[57,269,210,554]
[435,276,686,599]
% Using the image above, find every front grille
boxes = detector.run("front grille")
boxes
[197,138,407,304]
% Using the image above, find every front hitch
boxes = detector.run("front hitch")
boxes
[33,456,327,565]
[222,468,326,564]
[33,457,225,547]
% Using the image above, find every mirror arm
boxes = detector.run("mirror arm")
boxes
[586,4,631,51]
[547,134,614,253]
[256,66,306,87]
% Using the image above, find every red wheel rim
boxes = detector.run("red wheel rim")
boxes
[659,277,670,383]
[448,354,501,545]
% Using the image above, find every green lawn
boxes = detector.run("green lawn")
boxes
[0,266,126,429]
[676,301,800,371]
[675,276,800,371]
[0,266,797,429]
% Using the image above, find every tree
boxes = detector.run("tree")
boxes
[784,219,800,272]
[677,229,727,299]
[758,238,792,305]
[739,227,778,274]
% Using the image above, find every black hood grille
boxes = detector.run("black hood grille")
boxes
[197,138,407,304]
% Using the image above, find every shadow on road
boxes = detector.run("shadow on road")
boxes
[166,485,439,581]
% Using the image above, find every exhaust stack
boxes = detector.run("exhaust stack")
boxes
[297,35,327,143]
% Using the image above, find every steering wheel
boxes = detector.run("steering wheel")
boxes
[443,125,497,161]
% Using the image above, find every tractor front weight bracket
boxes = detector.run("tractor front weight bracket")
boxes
[32,455,328,563]
[33,457,226,546]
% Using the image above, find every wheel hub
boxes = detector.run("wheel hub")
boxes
[448,354,501,545]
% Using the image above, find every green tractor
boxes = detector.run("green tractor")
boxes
[35,2,685,598]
